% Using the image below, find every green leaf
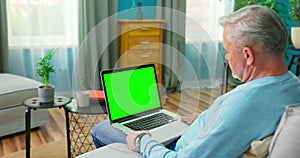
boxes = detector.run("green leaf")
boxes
[36,48,59,86]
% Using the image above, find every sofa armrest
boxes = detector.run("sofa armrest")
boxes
[77,143,141,158]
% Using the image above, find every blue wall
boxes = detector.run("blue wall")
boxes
[278,0,300,74]
[118,0,157,19]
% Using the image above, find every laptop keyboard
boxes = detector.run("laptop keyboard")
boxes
[124,113,176,131]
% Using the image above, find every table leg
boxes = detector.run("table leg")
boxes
[65,109,71,158]
[288,55,296,70]
[25,108,31,158]
[296,56,300,76]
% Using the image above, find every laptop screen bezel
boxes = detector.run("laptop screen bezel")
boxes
[100,64,162,124]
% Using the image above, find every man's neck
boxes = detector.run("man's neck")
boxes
[244,54,288,82]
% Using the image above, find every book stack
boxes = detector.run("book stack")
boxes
[88,90,105,100]
[88,90,105,106]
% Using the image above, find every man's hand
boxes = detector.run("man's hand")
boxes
[181,112,200,125]
[126,131,150,152]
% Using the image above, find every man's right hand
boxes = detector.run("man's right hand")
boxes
[126,131,150,152]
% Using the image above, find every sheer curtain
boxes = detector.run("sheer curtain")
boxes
[183,0,234,89]
[73,0,118,93]
[6,0,78,97]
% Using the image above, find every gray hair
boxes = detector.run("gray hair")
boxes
[219,5,287,55]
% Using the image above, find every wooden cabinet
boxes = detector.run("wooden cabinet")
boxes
[118,20,164,84]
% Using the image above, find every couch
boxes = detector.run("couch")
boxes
[78,104,300,158]
[0,73,48,137]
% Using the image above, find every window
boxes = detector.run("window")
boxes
[6,0,78,47]
[185,0,233,42]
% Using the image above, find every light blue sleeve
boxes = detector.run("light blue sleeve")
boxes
[140,135,178,158]
[139,96,240,158]
[139,92,270,157]
[139,73,300,157]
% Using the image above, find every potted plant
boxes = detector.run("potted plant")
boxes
[234,0,286,12]
[289,0,300,48]
[234,0,288,25]
[36,48,58,103]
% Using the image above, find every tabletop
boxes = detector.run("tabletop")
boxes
[64,99,107,115]
[24,96,71,109]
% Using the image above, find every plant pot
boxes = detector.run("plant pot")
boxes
[38,85,55,103]
[291,27,300,49]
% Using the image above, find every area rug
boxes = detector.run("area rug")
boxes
[2,139,67,158]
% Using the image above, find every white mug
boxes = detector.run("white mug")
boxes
[75,91,90,107]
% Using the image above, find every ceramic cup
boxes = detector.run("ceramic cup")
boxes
[75,91,90,107]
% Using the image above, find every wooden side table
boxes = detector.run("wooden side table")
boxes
[64,99,106,158]
[24,96,71,158]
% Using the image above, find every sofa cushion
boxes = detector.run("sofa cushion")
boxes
[0,73,40,109]
[268,103,300,158]
[243,135,273,158]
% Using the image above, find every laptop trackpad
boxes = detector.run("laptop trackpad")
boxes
[149,121,189,145]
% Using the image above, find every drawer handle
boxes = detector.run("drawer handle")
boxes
[140,27,150,31]
[140,55,149,58]
[140,41,150,45]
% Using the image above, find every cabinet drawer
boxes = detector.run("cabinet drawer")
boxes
[128,42,161,50]
[128,36,160,49]
[128,28,161,36]
[128,23,162,30]
[123,49,161,65]
[128,35,160,44]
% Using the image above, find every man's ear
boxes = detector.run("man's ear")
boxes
[242,46,254,65]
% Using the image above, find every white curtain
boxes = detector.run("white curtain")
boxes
[6,0,78,97]
[182,0,234,89]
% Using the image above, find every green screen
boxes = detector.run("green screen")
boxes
[103,66,161,121]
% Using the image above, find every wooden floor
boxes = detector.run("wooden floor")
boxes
[0,108,67,157]
[0,88,222,157]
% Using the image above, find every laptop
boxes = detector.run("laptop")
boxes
[100,64,189,144]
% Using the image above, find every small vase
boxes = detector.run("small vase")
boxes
[38,85,55,103]
[137,2,143,20]
[291,27,300,49]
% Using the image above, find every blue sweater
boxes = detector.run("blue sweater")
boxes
[140,72,300,158]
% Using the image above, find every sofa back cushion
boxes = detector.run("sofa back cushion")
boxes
[0,73,40,109]
[268,103,300,158]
